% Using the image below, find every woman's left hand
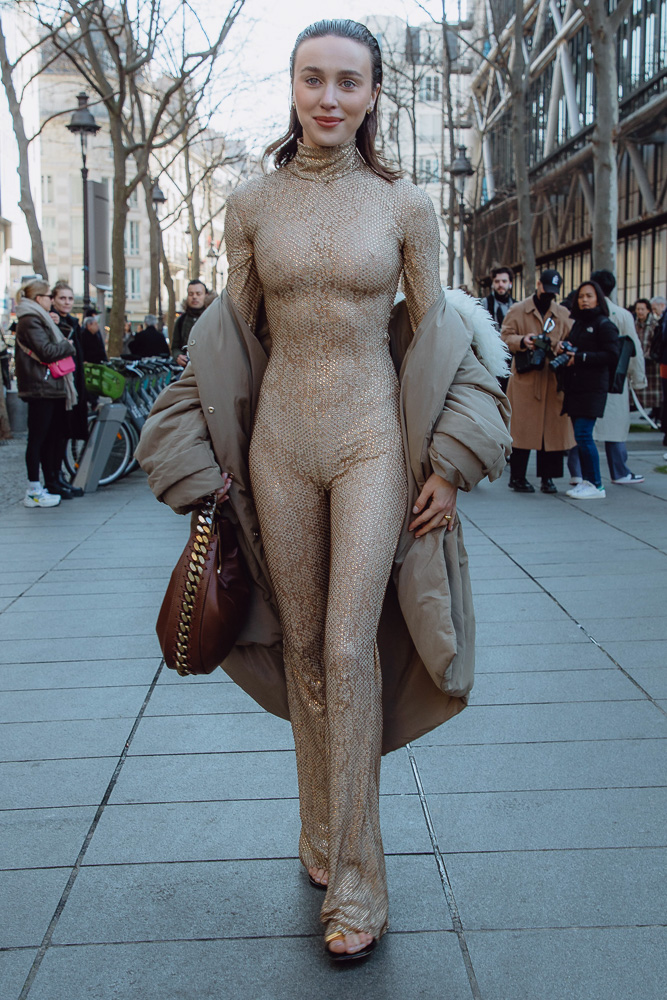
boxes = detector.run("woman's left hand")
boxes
[409,473,458,537]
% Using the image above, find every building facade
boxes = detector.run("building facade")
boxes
[366,11,476,283]
[469,0,667,304]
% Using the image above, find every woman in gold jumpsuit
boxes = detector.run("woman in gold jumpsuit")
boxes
[222,20,457,960]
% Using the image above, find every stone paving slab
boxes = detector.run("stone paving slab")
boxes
[473,667,642,704]
[52,854,453,945]
[465,927,666,1000]
[0,659,159,691]
[1,867,72,947]
[427,787,665,852]
[0,718,134,762]
[0,806,97,870]
[415,699,666,745]
[444,846,667,929]
[0,684,149,723]
[127,710,295,755]
[27,933,473,1000]
[82,794,432,866]
[413,738,667,793]
[0,757,120,809]
[0,949,38,1000]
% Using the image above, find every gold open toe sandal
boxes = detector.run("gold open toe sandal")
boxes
[324,931,377,962]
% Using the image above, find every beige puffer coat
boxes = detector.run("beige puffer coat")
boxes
[136,289,511,753]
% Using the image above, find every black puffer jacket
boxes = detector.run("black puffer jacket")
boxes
[15,312,75,400]
[561,309,621,419]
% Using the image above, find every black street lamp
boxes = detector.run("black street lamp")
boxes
[66,92,100,311]
[207,237,221,293]
[151,181,167,332]
[447,145,474,287]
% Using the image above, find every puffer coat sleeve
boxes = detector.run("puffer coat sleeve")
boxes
[135,366,225,513]
[428,346,512,490]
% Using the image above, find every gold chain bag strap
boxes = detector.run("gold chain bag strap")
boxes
[156,494,250,675]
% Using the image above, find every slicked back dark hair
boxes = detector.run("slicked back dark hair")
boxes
[264,19,401,182]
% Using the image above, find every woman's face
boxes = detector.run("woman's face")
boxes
[35,293,52,311]
[577,284,598,311]
[87,320,99,334]
[635,302,649,321]
[292,35,379,149]
[53,288,74,315]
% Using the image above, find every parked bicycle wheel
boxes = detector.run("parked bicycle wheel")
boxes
[65,415,134,486]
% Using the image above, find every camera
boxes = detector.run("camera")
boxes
[549,341,577,372]
[531,332,552,370]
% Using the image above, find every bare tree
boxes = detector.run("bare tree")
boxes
[507,0,536,293]
[571,0,633,273]
[38,0,245,355]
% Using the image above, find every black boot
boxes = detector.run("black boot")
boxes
[45,479,73,499]
[509,477,535,493]
[58,473,83,498]
[540,478,558,494]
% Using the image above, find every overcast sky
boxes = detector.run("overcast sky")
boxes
[211,0,467,148]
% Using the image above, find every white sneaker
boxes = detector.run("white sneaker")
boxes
[611,473,644,484]
[566,481,606,499]
[569,476,583,485]
[23,486,61,508]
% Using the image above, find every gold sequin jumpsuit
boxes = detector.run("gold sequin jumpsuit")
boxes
[224,139,441,939]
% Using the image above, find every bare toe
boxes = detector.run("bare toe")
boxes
[308,866,328,886]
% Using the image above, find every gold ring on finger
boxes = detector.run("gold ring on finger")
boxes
[443,514,453,521]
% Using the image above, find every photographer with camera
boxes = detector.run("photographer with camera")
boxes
[556,281,621,500]
[501,270,575,493]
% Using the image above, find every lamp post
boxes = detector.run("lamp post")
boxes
[151,181,167,333]
[447,145,474,288]
[66,92,100,311]
[207,238,221,293]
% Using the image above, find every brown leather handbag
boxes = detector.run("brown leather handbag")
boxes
[156,494,250,676]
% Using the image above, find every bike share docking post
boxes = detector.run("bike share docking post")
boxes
[73,402,127,493]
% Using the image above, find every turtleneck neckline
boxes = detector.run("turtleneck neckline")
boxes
[287,138,361,182]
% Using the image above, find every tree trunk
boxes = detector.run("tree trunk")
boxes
[0,24,48,280]
[142,174,159,314]
[440,6,456,287]
[161,237,176,338]
[108,119,128,357]
[588,10,618,273]
[510,0,536,294]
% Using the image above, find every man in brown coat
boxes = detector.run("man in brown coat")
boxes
[501,269,575,493]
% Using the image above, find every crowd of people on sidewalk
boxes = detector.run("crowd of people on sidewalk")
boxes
[4,275,218,508]
[2,259,665,510]
[490,264,666,500]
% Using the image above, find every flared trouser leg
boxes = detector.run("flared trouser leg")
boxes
[249,428,406,940]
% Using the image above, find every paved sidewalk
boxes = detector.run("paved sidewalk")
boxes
[1,450,666,1000]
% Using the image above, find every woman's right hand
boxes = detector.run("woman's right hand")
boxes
[212,472,233,506]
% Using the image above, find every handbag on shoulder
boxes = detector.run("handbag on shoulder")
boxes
[156,494,250,676]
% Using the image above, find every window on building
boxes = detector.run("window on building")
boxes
[41,175,54,204]
[125,220,140,256]
[418,114,441,142]
[126,267,141,299]
[406,26,420,64]
[418,156,439,183]
[419,75,441,102]
[128,187,139,209]
[43,215,57,254]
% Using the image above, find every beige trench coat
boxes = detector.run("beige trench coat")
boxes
[136,289,511,753]
[594,299,647,443]
[501,298,575,452]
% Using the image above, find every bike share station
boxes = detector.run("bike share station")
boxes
[73,363,127,493]
[73,400,128,492]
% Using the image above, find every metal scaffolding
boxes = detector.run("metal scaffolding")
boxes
[469,0,667,302]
